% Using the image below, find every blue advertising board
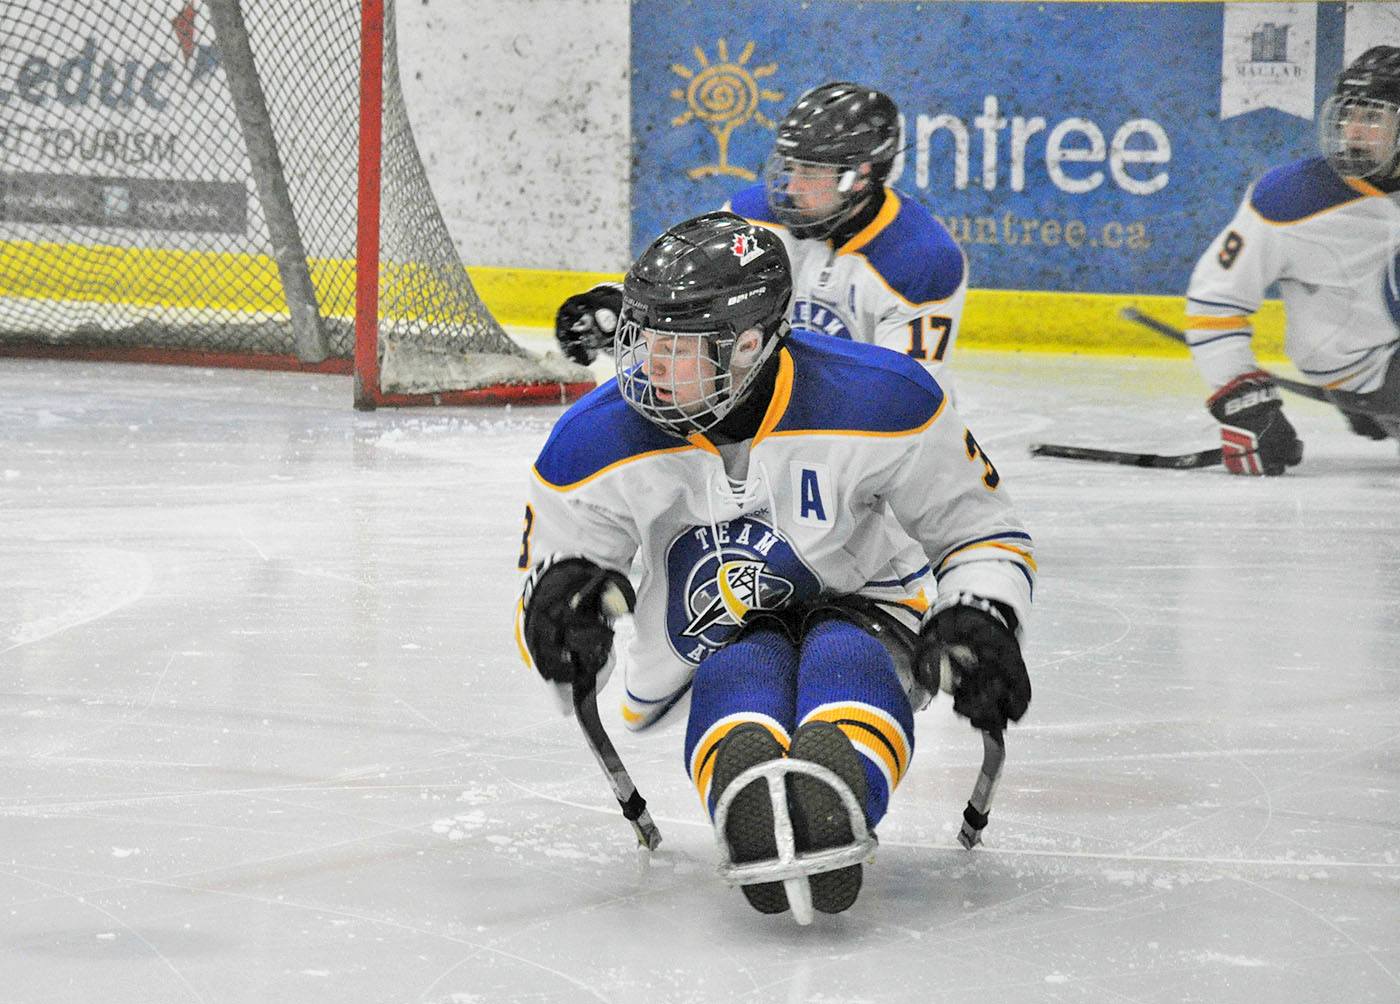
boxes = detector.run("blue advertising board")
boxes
[630,1,1362,298]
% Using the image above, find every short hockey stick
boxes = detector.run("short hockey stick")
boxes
[1030,442,1223,469]
[1119,307,1329,402]
[958,729,1006,849]
[572,674,663,851]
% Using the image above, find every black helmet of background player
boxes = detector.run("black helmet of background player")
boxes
[762,81,901,240]
[1319,45,1400,182]
[615,212,792,438]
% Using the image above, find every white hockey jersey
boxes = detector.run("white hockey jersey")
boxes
[514,332,1034,731]
[724,184,969,398]
[1186,156,1400,393]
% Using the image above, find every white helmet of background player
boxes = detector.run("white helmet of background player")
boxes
[615,212,792,438]
[1319,45,1400,182]
[762,81,901,240]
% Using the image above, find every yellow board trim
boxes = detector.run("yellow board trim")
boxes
[1,241,1287,361]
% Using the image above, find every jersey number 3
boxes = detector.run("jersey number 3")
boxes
[964,429,1000,489]
[906,316,953,362]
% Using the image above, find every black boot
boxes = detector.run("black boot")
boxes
[787,721,868,914]
[711,722,789,914]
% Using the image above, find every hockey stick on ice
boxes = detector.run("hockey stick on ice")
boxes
[1119,307,1329,403]
[573,674,662,851]
[1030,442,1224,469]
[958,729,1006,849]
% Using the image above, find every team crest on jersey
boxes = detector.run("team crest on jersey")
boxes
[664,513,821,665]
[731,232,766,266]
[792,297,855,341]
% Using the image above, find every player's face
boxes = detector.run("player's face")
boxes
[1339,102,1399,169]
[642,331,719,413]
[785,162,845,218]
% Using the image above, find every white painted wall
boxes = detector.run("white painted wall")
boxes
[397,0,631,273]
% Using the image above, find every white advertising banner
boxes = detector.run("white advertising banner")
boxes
[1220,3,1317,121]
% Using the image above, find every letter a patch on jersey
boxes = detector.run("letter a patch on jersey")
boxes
[791,461,833,527]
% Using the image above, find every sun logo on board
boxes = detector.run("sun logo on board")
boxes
[670,39,783,181]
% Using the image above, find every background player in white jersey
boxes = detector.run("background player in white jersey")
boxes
[517,212,1031,918]
[1186,46,1400,475]
[555,82,969,396]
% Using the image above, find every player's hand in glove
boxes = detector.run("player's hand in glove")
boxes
[554,283,623,365]
[521,556,635,688]
[916,596,1030,733]
[1339,409,1391,441]
[1207,371,1304,476]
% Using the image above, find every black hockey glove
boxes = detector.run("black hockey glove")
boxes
[916,596,1030,733]
[521,556,635,687]
[1207,371,1303,476]
[554,283,623,366]
[1339,409,1391,441]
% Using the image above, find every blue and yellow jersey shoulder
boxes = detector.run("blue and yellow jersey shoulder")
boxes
[1249,156,1369,224]
[533,381,695,490]
[843,187,965,305]
[764,330,946,438]
[727,183,779,226]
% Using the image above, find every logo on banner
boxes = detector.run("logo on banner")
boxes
[1221,4,1316,121]
[670,39,784,181]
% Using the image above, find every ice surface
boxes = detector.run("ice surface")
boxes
[2,346,1398,1003]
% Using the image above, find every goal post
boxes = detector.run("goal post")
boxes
[0,0,594,408]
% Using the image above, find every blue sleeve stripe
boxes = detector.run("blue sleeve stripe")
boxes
[934,531,1032,566]
[1188,295,1255,313]
[1187,331,1252,348]
[863,563,932,589]
[934,560,1036,597]
[1297,341,1399,376]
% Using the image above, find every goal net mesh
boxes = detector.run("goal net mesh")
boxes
[0,0,583,397]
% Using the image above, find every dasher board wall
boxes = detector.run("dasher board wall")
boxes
[630,1,1400,296]
[4,3,1396,302]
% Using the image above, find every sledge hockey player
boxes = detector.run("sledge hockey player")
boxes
[517,212,1032,918]
[1185,46,1400,475]
[555,82,969,396]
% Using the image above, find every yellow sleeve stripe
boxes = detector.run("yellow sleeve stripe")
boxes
[1185,315,1252,331]
[532,441,702,492]
[941,539,1038,572]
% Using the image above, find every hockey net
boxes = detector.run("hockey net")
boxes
[0,0,592,407]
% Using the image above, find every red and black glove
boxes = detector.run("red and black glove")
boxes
[1207,371,1303,476]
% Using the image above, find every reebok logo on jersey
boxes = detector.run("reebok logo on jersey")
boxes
[730,233,766,266]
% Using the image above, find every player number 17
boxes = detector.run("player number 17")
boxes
[905,315,953,362]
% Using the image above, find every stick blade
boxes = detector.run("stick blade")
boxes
[1030,443,1222,469]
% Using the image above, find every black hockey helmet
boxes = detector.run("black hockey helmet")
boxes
[1320,46,1400,180]
[763,81,901,239]
[616,212,792,437]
